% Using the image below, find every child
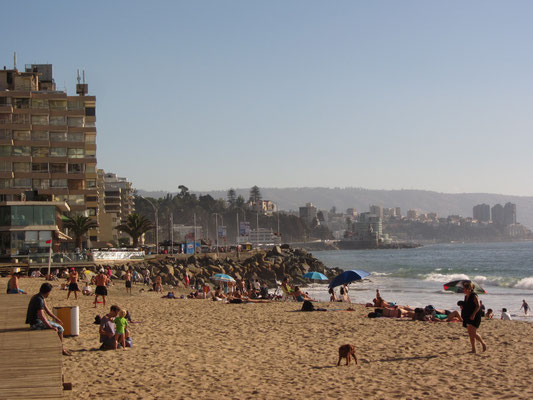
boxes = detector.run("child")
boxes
[82,281,92,296]
[114,309,129,350]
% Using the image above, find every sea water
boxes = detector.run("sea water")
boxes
[303,241,533,321]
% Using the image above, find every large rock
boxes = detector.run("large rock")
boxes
[272,246,283,256]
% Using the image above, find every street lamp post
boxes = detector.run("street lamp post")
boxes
[140,196,159,255]
[213,213,220,256]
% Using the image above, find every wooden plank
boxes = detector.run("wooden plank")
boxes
[0,294,63,399]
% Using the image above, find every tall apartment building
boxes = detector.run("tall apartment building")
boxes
[503,202,516,226]
[491,204,504,226]
[96,169,134,246]
[0,61,98,245]
[473,203,491,222]
[299,202,317,225]
[369,205,383,219]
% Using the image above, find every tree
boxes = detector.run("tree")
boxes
[227,189,236,209]
[62,215,98,249]
[249,185,262,204]
[115,213,154,247]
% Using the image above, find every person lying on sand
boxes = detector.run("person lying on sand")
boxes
[187,290,204,299]
[226,288,272,303]
[211,286,226,301]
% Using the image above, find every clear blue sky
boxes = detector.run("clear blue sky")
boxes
[3,1,533,195]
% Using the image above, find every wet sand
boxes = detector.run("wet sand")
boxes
[5,277,533,400]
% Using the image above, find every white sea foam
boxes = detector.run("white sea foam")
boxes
[423,273,469,282]
[370,272,391,277]
[514,277,533,290]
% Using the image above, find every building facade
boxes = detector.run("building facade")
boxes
[0,62,98,244]
[473,203,491,222]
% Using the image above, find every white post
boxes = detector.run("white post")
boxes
[47,244,52,277]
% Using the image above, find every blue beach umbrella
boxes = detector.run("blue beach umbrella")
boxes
[328,270,370,289]
[212,273,236,283]
[303,271,328,280]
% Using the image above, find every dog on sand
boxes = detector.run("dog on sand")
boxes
[337,344,358,366]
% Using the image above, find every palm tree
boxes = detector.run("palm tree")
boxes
[115,213,153,247]
[62,215,98,249]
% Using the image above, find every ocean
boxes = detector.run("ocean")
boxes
[304,241,533,321]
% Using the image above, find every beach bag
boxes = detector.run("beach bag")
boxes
[93,315,101,325]
[301,300,315,312]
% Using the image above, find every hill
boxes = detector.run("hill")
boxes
[136,187,533,229]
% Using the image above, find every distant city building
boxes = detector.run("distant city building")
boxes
[491,204,504,226]
[369,205,383,219]
[473,204,491,222]
[346,208,357,217]
[299,202,317,225]
[249,199,277,215]
[237,227,280,246]
[172,224,203,242]
[503,202,516,226]
[395,207,401,218]
[354,212,382,241]
[406,209,418,220]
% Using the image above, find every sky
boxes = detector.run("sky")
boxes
[2,1,533,195]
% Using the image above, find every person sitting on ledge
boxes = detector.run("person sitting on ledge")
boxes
[26,283,70,355]
[7,272,25,294]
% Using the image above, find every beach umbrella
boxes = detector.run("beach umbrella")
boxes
[212,273,236,283]
[328,269,370,289]
[303,271,328,281]
[443,280,486,294]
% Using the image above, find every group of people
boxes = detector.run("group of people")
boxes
[281,277,316,302]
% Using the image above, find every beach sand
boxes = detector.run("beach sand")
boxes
[4,277,533,400]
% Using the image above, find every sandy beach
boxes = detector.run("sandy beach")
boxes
[4,276,533,400]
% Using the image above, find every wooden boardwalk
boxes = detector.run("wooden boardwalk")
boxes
[0,294,63,399]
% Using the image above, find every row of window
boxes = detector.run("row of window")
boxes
[0,161,95,173]
[0,130,95,143]
[0,178,97,189]
[0,146,95,158]
[0,115,94,127]
[0,97,95,114]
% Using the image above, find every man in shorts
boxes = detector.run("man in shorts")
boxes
[125,268,132,295]
[94,269,109,308]
[66,268,80,300]
[26,283,71,355]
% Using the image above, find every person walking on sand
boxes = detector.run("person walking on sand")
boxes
[520,300,529,315]
[461,281,487,353]
[66,268,80,300]
[26,283,71,355]
[94,269,109,308]
[124,268,132,295]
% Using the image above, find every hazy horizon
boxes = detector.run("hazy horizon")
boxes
[4,1,533,195]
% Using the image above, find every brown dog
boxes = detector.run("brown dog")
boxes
[337,344,358,366]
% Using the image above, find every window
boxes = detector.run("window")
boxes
[67,132,84,142]
[0,179,11,188]
[33,206,55,225]
[50,179,67,188]
[53,194,67,202]
[13,162,30,172]
[85,107,96,116]
[13,178,31,188]
[0,160,11,172]
[31,147,49,157]
[0,129,11,139]
[90,236,98,241]
[85,133,96,144]
[68,195,85,205]
[49,100,66,111]
[86,179,97,188]
[13,98,29,109]
[50,147,67,157]
[67,117,84,127]
[31,99,48,109]
[0,146,11,156]
[86,164,96,173]
[50,132,67,142]
[49,116,66,126]
[12,146,30,156]
[67,148,84,158]
[49,163,66,173]
[87,208,97,216]
[85,149,96,158]
[31,131,49,141]
[32,163,49,173]
[68,163,84,173]
[67,100,83,110]
[0,114,12,123]
[84,120,96,128]
[31,115,48,125]
[13,130,31,140]
[12,114,30,124]
[32,179,49,189]
[0,97,11,106]
[86,196,98,202]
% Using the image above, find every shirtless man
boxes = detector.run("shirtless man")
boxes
[154,274,163,293]
[124,268,132,295]
[67,268,80,300]
[94,269,109,308]
[7,272,25,294]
